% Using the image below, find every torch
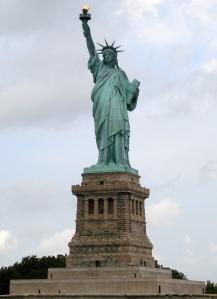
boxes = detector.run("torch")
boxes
[79,5,91,22]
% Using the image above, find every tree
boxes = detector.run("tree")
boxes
[155,259,187,280]
[171,269,187,280]
[206,281,217,294]
[0,255,66,295]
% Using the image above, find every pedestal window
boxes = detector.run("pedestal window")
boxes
[139,201,142,217]
[108,198,114,214]
[136,200,138,215]
[98,198,104,214]
[88,199,94,214]
[132,199,135,214]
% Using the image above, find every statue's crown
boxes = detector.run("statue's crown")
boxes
[96,40,124,55]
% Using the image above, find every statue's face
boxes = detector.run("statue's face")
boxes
[103,50,116,66]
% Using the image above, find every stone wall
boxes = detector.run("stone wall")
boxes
[1,294,217,299]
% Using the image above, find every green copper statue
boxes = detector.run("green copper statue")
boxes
[80,7,140,175]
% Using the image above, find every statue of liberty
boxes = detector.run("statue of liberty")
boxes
[80,7,140,175]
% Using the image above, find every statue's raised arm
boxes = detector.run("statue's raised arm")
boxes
[79,6,96,58]
[82,22,96,58]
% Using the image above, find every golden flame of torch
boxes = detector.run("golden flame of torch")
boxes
[82,5,90,14]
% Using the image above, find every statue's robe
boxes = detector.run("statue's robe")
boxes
[88,54,138,167]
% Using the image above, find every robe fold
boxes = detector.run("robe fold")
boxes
[88,54,138,167]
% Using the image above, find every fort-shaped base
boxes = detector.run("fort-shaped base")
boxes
[10,266,205,296]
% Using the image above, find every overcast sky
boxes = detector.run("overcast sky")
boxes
[0,0,217,282]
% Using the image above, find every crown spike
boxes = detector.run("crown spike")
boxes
[96,40,124,55]
[97,42,104,48]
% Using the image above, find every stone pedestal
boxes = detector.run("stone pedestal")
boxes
[67,172,155,268]
[10,172,205,296]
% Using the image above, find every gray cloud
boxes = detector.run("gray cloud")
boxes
[0,0,130,130]
[0,178,76,265]
[1,0,216,129]
[199,160,217,183]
